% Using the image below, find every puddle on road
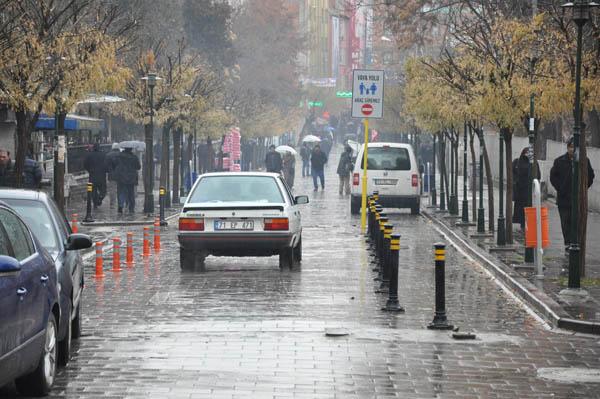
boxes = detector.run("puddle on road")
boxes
[537,367,600,384]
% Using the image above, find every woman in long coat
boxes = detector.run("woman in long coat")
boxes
[512,147,540,229]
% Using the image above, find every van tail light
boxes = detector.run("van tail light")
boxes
[264,218,289,231]
[353,173,360,186]
[179,218,205,231]
[412,174,418,187]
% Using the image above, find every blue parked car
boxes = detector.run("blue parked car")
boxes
[0,190,92,367]
[0,202,60,396]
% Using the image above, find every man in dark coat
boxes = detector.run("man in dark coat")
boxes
[265,144,282,173]
[310,144,328,191]
[300,143,311,177]
[104,143,121,209]
[0,149,15,187]
[84,143,107,208]
[22,154,42,189]
[337,145,354,195]
[512,147,540,229]
[550,137,595,253]
[114,147,141,214]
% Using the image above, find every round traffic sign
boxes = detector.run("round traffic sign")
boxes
[361,104,373,116]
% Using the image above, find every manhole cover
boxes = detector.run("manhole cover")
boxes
[538,367,600,383]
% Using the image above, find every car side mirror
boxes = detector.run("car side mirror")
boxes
[295,195,309,205]
[0,255,21,274]
[65,234,93,251]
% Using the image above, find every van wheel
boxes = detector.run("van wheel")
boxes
[350,197,360,215]
[410,200,420,215]
[16,313,57,396]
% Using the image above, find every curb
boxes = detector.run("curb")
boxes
[80,211,179,227]
[81,212,179,261]
[422,209,600,335]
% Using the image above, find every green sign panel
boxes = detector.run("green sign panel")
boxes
[308,101,324,107]
[336,91,352,98]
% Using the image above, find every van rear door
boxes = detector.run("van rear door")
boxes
[361,145,413,195]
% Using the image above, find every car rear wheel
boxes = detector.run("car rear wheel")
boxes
[180,249,206,271]
[350,197,360,215]
[15,313,57,396]
[279,247,294,270]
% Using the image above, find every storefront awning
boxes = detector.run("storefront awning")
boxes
[35,114,105,132]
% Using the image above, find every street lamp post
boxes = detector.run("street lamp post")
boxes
[497,130,506,245]
[431,134,437,206]
[141,72,161,215]
[461,122,470,224]
[562,0,598,292]
[477,130,485,233]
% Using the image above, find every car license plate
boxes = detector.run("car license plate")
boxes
[374,179,397,185]
[214,219,254,231]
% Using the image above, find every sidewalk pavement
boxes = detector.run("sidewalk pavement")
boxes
[421,179,600,333]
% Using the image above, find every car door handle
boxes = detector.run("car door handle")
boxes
[16,287,27,296]
[40,275,49,284]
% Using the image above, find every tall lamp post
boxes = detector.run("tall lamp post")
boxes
[460,122,470,223]
[562,0,598,293]
[141,72,161,215]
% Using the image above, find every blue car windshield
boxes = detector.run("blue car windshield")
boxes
[2,199,60,254]
[189,176,285,204]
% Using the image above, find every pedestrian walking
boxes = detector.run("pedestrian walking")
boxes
[265,144,283,174]
[0,149,15,187]
[282,152,295,189]
[84,143,107,208]
[550,137,595,254]
[310,144,327,191]
[20,146,43,189]
[104,143,121,209]
[114,146,141,214]
[512,148,540,230]
[337,145,354,195]
[300,143,311,177]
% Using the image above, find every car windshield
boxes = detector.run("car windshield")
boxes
[361,147,411,171]
[2,199,60,254]
[189,175,285,204]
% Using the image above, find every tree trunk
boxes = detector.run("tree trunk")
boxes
[440,135,450,208]
[160,123,171,205]
[469,128,477,223]
[143,122,154,214]
[578,121,589,276]
[172,128,181,205]
[504,131,514,245]
[53,112,67,212]
[14,110,30,188]
[482,136,495,232]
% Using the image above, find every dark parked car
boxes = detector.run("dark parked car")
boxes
[0,190,92,367]
[0,202,60,396]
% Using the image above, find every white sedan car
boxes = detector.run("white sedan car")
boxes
[177,172,309,271]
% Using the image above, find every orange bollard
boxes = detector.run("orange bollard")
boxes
[71,214,79,233]
[112,237,121,271]
[95,242,104,278]
[126,232,134,266]
[154,218,161,252]
[143,226,150,257]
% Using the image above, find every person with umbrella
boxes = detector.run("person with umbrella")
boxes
[282,151,295,189]
[300,142,311,177]
[265,144,283,174]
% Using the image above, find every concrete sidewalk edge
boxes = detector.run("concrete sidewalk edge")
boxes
[422,209,600,336]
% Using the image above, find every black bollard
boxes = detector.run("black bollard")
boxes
[427,243,454,330]
[159,187,167,226]
[83,182,94,223]
[366,197,373,241]
[374,216,387,276]
[379,224,393,289]
[383,233,405,312]
[370,206,381,252]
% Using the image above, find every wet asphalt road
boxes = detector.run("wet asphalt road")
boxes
[3,146,600,399]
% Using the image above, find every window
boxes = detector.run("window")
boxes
[0,209,34,261]
[361,147,411,171]
[2,199,60,254]
[189,176,285,204]
[0,225,10,256]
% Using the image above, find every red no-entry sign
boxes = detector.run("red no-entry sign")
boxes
[361,104,373,116]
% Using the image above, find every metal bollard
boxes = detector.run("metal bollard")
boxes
[427,243,454,330]
[372,191,379,202]
[112,237,121,271]
[159,187,166,226]
[366,197,373,241]
[143,226,150,257]
[83,182,94,222]
[154,218,161,252]
[95,242,104,278]
[371,206,382,253]
[71,214,79,233]
[126,232,134,266]
[374,216,387,278]
[383,233,404,312]
[379,224,393,289]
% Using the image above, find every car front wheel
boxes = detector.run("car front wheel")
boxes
[15,313,58,396]
[72,301,82,339]
[57,303,72,367]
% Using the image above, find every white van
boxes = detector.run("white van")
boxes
[350,142,421,215]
